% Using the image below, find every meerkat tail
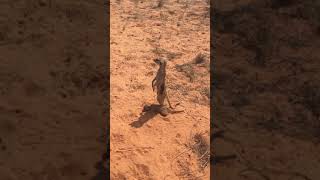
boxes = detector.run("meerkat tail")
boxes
[168,107,184,114]
[165,89,174,109]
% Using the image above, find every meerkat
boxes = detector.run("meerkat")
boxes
[152,58,183,116]
[152,58,173,108]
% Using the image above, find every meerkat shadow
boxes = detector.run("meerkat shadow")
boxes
[129,104,161,128]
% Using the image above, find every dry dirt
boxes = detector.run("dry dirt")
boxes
[110,0,210,179]
[213,0,320,179]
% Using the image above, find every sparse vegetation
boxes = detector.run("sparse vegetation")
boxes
[193,53,207,64]
[187,132,210,169]
[200,87,210,99]
[175,63,195,82]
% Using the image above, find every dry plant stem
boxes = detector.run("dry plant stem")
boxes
[198,150,209,160]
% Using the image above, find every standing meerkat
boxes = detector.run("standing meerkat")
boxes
[152,58,183,116]
[152,58,173,108]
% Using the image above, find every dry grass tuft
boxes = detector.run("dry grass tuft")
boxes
[192,53,207,64]
[175,53,209,82]
[175,63,195,82]
[187,132,210,169]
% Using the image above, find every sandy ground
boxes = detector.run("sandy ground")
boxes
[213,0,320,179]
[110,0,210,179]
[0,0,107,179]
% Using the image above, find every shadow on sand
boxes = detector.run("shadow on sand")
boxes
[130,104,161,128]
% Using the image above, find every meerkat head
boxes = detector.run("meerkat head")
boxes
[154,58,167,66]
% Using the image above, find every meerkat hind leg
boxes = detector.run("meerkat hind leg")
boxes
[159,106,169,116]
